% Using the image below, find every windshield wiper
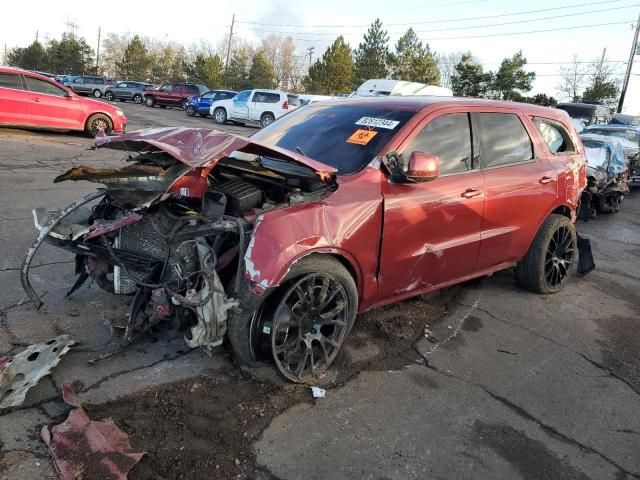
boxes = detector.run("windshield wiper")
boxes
[296,146,306,156]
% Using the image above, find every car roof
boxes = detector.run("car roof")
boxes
[0,66,67,85]
[586,124,640,132]
[314,95,570,119]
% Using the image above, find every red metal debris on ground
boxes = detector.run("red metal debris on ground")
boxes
[42,383,144,480]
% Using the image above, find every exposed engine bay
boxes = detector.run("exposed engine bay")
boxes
[21,129,336,356]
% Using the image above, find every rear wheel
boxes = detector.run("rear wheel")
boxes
[104,91,114,101]
[133,94,143,104]
[228,256,357,383]
[214,108,227,124]
[144,96,155,107]
[85,113,113,137]
[93,89,102,98]
[515,214,576,294]
[260,112,275,128]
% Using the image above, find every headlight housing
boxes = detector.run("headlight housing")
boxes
[115,110,125,117]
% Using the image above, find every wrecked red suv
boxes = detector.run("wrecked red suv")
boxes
[23,97,587,382]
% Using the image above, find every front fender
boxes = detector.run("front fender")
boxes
[243,166,385,309]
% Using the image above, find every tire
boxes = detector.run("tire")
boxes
[514,214,577,294]
[185,105,196,117]
[260,112,275,128]
[85,113,113,137]
[104,91,114,101]
[213,108,227,124]
[227,255,358,383]
[133,94,143,104]
[93,89,102,98]
[144,96,155,107]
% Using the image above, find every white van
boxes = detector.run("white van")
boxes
[354,79,452,97]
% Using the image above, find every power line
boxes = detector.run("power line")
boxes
[235,3,638,36]
[235,0,629,28]
[236,20,632,42]
[242,0,487,19]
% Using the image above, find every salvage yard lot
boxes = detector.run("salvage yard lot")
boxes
[1,102,639,480]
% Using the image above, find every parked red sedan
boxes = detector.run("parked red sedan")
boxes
[0,67,127,136]
[24,97,587,382]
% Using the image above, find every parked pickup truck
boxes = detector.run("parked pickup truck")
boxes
[143,83,208,108]
[209,89,300,128]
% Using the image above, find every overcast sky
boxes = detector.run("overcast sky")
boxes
[2,0,638,105]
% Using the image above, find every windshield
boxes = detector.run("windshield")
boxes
[249,103,415,174]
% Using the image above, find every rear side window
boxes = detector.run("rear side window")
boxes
[287,94,300,106]
[404,113,473,175]
[533,118,575,154]
[186,85,199,94]
[172,85,183,92]
[25,77,67,97]
[254,92,280,103]
[477,113,533,168]
[0,73,23,89]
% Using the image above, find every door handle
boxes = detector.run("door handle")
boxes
[461,189,482,198]
[539,176,555,184]
[33,98,40,102]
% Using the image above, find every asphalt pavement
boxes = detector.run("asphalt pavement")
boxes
[0,101,638,480]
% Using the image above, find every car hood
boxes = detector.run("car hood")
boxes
[80,96,119,111]
[94,127,338,178]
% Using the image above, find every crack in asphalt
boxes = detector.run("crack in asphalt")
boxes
[425,363,640,479]
[78,348,194,395]
[454,300,640,398]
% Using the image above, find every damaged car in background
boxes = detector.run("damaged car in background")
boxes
[583,124,640,188]
[22,98,590,383]
[579,132,636,217]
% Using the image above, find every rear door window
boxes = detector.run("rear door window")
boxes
[185,84,200,94]
[477,113,533,168]
[172,85,183,92]
[533,118,575,154]
[25,77,67,96]
[0,73,24,90]
[404,113,473,175]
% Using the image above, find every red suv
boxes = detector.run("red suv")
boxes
[143,83,207,109]
[0,67,127,136]
[24,97,586,382]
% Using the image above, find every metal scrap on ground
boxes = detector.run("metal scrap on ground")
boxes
[0,334,74,409]
[42,383,144,480]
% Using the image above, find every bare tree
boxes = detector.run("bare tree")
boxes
[556,54,589,102]
[259,35,298,90]
[437,51,463,89]
[101,32,132,77]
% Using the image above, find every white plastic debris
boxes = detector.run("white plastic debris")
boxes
[311,387,326,398]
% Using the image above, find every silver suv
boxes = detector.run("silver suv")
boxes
[65,76,111,98]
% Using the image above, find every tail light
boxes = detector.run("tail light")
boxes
[282,100,289,110]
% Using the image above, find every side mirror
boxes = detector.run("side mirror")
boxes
[407,151,439,182]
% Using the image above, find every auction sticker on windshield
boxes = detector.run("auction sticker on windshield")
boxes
[355,117,400,130]
[347,129,378,145]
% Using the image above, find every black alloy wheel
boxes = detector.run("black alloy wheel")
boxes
[270,273,349,382]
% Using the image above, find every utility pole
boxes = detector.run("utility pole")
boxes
[35,30,39,43]
[618,10,640,113]
[596,47,606,78]
[307,46,315,67]
[96,27,101,74]
[225,13,235,69]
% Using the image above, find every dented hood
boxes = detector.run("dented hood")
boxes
[95,127,337,176]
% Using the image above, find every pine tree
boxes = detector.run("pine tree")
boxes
[46,34,94,75]
[247,51,275,89]
[7,40,47,71]
[489,51,536,101]
[115,35,150,80]
[188,53,224,88]
[583,76,619,104]
[353,19,390,88]
[303,36,354,94]
[451,53,490,97]
[224,48,251,90]
[391,28,440,84]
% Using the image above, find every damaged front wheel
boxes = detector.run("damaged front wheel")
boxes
[228,256,357,383]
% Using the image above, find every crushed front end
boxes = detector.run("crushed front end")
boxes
[21,127,337,353]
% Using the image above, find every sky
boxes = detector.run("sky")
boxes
[1,0,639,108]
